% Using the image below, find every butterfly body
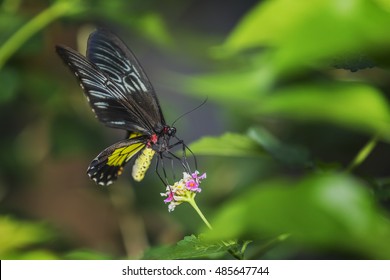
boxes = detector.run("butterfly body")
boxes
[56,29,186,186]
[132,147,155,181]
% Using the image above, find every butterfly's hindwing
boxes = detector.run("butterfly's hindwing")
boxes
[87,135,148,186]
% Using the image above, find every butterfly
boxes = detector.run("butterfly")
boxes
[56,29,193,186]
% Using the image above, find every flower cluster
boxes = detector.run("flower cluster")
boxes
[161,171,206,212]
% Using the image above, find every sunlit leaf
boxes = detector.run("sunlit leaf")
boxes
[180,68,269,103]
[7,250,58,260]
[189,132,266,157]
[0,216,54,259]
[253,82,390,140]
[135,13,174,48]
[224,0,390,74]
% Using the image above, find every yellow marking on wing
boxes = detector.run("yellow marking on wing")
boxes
[107,143,144,166]
[132,148,156,182]
[129,132,142,139]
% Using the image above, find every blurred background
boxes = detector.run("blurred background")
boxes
[1,0,390,260]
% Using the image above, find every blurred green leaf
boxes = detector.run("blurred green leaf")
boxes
[143,235,233,260]
[6,250,58,260]
[254,82,390,140]
[248,127,310,167]
[186,79,390,141]
[64,249,112,260]
[0,68,19,103]
[376,0,390,11]
[207,173,390,258]
[135,13,174,48]
[181,68,269,104]
[224,0,390,75]
[0,0,84,69]
[189,132,266,157]
[50,113,106,157]
[0,11,24,44]
[89,2,174,49]
[225,0,320,50]
[0,216,54,259]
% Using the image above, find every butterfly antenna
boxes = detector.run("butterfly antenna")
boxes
[171,97,208,127]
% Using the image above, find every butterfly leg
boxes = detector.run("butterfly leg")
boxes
[165,148,191,175]
[170,155,176,181]
[168,138,198,172]
[156,153,178,201]
[155,152,171,186]
[182,141,198,171]
[159,152,177,181]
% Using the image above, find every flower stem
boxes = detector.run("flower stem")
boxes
[187,196,244,259]
[187,198,213,230]
[346,134,379,173]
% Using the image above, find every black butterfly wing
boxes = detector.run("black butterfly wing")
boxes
[87,135,149,186]
[56,45,153,134]
[87,29,166,131]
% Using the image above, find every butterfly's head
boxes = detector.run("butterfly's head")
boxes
[163,125,176,137]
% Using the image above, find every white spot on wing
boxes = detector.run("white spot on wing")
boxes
[110,121,126,125]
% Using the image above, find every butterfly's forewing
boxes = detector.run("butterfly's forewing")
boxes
[87,29,166,132]
[56,45,150,134]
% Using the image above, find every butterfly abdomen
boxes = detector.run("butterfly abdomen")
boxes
[132,147,155,181]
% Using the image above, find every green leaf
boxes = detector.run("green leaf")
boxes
[207,173,390,258]
[0,68,19,104]
[142,235,234,260]
[189,132,266,157]
[248,127,310,167]
[0,216,54,259]
[224,0,311,51]
[6,250,58,260]
[253,82,390,140]
[224,0,390,74]
[134,13,174,49]
[64,249,112,260]
[180,69,269,104]
[0,0,84,69]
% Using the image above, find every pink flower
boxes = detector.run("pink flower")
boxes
[163,191,174,203]
[184,171,206,192]
[192,171,207,181]
[186,179,200,191]
[160,170,207,212]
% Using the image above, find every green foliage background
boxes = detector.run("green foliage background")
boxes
[1,0,390,259]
